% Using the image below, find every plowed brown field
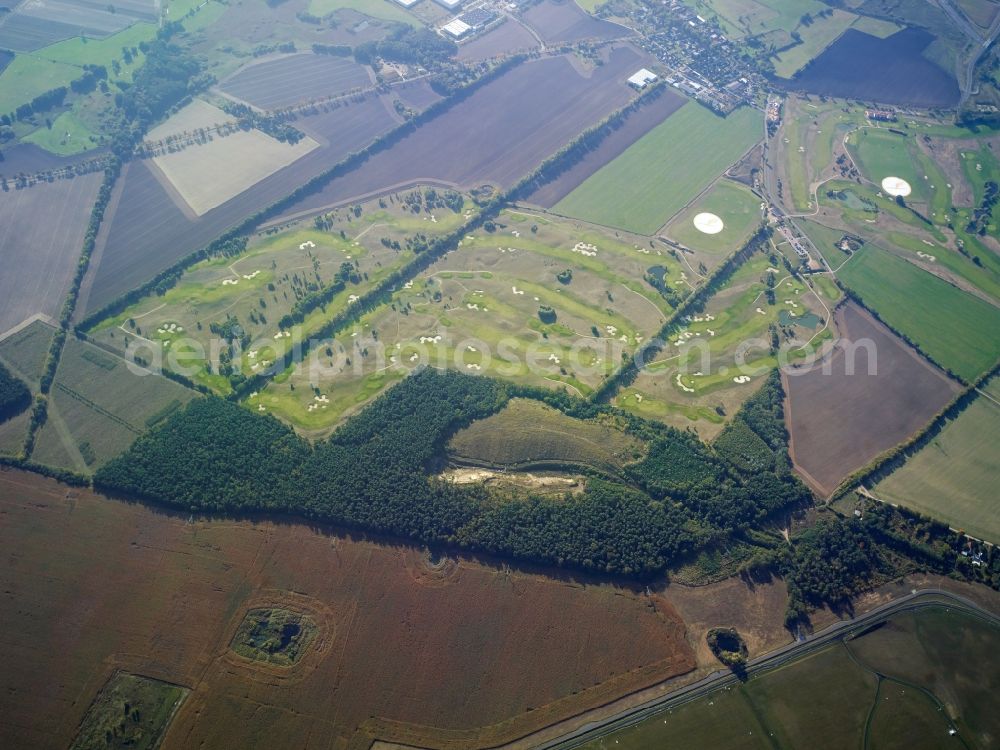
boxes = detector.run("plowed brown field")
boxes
[0,469,695,750]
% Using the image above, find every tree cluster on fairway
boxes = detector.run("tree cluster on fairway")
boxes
[0,362,30,422]
[95,369,811,577]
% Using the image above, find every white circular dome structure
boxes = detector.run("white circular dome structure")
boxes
[881,176,912,197]
[693,212,725,234]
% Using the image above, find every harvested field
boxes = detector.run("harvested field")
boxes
[150,127,320,217]
[448,398,644,474]
[874,376,1000,542]
[779,28,960,108]
[219,53,372,110]
[391,78,443,110]
[0,142,102,176]
[81,95,398,315]
[782,301,960,498]
[30,336,198,473]
[0,468,696,750]
[555,103,763,235]
[526,87,687,208]
[456,18,540,61]
[0,174,103,335]
[145,98,236,142]
[275,48,644,222]
[519,0,626,44]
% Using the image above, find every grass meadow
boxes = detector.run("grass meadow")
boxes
[581,606,1000,750]
[30,336,197,473]
[836,243,1000,382]
[875,376,1000,541]
[664,178,764,268]
[554,103,762,235]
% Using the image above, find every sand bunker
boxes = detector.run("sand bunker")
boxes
[881,176,912,197]
[693,212,724,235]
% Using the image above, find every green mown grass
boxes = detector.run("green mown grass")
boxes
[836,244,1000,382]
[665,178,764,264]
[555,103,762,235]
[448,398,644,473]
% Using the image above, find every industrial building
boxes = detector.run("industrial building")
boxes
[442,18,472,38]
[627,68,658,89]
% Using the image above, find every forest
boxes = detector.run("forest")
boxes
[95,369,812,577]
[0,363,30,423]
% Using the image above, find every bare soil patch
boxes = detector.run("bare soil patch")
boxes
[0,469,695,750]
[457,18,540,61]
[520,0,626,44]
[782,301,960,498]
[81,95,397,314]
[525,87,686,208]
[0,174,103,333]
[219,53,372,111]
[278,48,643,221]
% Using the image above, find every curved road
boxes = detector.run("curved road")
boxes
[535,589,999,749]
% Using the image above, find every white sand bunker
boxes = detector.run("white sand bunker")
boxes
[881,177,912,197]
[693,213,724,235]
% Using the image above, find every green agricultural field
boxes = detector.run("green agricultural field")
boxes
[664,178,765,270]
[0,320,57,389]
[447,398,645,474]
[874,377,1000,541]
[582,605,999,750]
[87,190,473,393]
[555,103,763,235]
[688,0,827,40]
[772,9,857,78]
[70,672,188,750]
[30,336,198,473]
[0,321,57,456]
[836,243,1000,382]
[0,22,156,119]
[618,250,828,439]
[254,210,687,432]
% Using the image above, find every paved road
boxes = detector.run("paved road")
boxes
[939,0,1000,104]
[535,589,999,749]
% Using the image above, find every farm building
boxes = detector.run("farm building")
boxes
[459,7,497,28]
[434,0,464,10]
[394,0,421,6]
[442,18,472,38]
[627,68,658,89]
